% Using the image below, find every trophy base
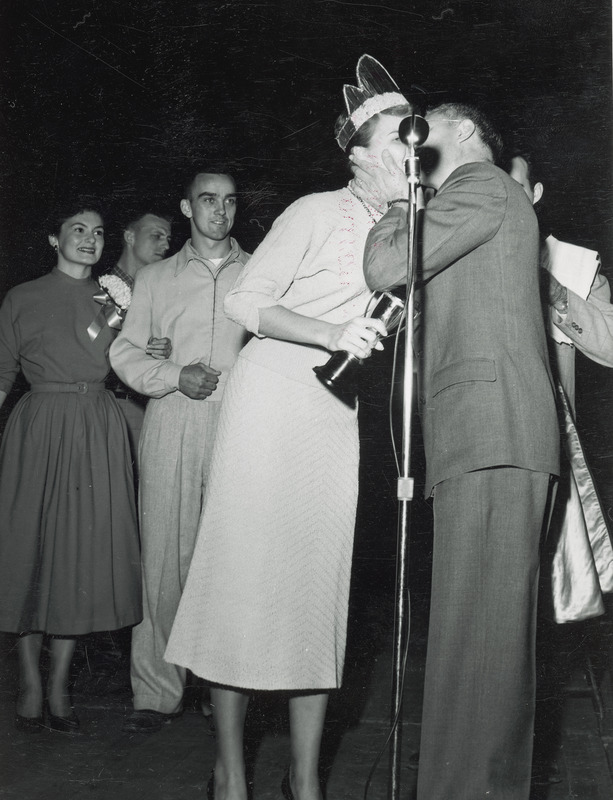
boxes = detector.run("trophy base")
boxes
[313,352,361,393]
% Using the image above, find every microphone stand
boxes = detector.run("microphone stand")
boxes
[389,114,427,800]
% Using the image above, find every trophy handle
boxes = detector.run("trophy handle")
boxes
[364,290,383,318]
[366,291,406,334]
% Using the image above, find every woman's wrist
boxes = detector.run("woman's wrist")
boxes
[320,320,344,352]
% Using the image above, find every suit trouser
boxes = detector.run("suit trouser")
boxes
[130,394,221,714]
[416,467,553,800]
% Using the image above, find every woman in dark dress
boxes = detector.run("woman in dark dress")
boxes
[0,201,142,732]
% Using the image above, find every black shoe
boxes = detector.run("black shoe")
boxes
[122,708,182,733]
[281,769,295,800]
[15,713,44,732]
[207,771,215,800]
[45,703,81,734]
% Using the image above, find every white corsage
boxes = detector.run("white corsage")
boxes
[98,274,132,311]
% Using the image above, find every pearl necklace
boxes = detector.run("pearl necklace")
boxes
[348,186,381,226]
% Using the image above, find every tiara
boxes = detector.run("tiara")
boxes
[336,54,408,151]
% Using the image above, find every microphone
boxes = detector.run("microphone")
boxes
[398,114,429,148]
[399,114,429,186]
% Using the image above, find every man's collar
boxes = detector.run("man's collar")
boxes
[111,264,135,290]
[174,238,244,275]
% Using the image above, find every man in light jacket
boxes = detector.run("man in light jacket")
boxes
[111,171,249,733]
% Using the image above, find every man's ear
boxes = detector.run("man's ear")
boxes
[180,198,192,219]
[533,182,544,205]
[457,119,476,143]
[124,229,135,246]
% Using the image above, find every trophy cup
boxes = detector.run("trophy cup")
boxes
[313,291,405,393]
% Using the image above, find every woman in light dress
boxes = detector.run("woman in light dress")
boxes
[165,56,411,800]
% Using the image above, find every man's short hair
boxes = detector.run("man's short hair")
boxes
[430,101,504,164]
[123,208,173,232]
[183,170,236,201]
[504,148,542,189]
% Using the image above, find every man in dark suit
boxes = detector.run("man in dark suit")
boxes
[350,103,560,799]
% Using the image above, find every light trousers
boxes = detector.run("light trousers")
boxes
[130,394,221,713]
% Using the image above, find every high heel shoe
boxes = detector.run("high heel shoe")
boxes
[206,770,215,800]
[45,702,81,734]
[281,768,295,800]
[15,690,43,732]
[14,713,43,732]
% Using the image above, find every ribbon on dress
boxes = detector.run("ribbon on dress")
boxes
[87,288,125,341]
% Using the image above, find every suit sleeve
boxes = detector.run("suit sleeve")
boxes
[109,271,183,397]
[364,167,506,291]
[553,270,613,367]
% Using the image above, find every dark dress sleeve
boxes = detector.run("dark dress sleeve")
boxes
[0,291,21,394]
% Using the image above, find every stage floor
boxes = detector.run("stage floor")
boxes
[0,580,611,800]
[1,359,613,798]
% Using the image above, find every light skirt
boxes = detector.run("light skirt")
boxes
[165,344,359,691]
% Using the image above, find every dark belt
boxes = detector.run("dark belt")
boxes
[113,387,146,403]
[30,382,107,394]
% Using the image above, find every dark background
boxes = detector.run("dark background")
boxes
[0,0,612,568]
[0,0,610,275]
[0,6,612,784]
